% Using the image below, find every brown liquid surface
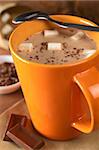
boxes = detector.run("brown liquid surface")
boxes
[17,28,96,65]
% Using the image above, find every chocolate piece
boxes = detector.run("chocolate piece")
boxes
[3,114,27,141]
[6,124,44,150]
[3,114,45,150]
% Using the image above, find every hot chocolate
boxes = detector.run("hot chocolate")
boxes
[17,28,96,65]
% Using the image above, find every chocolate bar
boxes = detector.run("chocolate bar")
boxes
[3,114,45,149]
[3,114,27,141]
[6,124,45,150]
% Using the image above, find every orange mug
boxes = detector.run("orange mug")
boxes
[9,15,99,140]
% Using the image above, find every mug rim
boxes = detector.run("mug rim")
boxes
[9,15,99,68]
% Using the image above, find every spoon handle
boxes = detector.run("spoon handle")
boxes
[13,10,99,32]
[49,17,99,32]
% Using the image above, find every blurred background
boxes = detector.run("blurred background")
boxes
[0,0,99,50]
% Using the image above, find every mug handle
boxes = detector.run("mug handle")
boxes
[71,67,99,133]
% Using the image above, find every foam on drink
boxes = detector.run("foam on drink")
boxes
[17,28,96,65]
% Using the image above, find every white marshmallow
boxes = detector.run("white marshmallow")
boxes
[83,50,96,56]
[71,31,85,40]
[18,42,33,52]
[44,30,59,37]
[1,24,13,35]
[48,42,62,51]
[1,13,11,23]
